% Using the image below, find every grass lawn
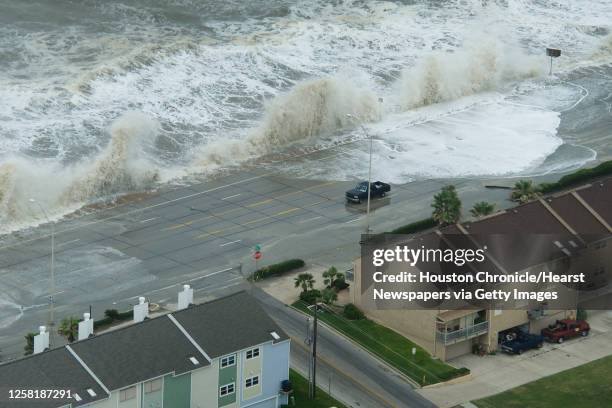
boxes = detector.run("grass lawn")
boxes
[283,368,347,408]
[292,301,468,386]
[473,355,612,408]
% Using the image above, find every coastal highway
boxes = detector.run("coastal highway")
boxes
[0,162,514,359]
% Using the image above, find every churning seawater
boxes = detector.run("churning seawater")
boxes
[1,0,611,232]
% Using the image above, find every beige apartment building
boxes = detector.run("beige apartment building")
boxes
[350,177,612,361]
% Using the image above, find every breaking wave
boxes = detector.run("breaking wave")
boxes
[399,38,543,109]
[0,112,160,232]
[197,76,380,166]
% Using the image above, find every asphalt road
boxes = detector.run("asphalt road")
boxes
[252,288,436,408]
[0,165,515,358]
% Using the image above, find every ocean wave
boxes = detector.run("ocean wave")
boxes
[0,112,160,233]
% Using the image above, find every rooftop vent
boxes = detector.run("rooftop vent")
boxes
[569,240,578,248]
[74,393,82,402]
[554,241,563,248]
[133,297,149,323]
[270,331,281,340]
[562,248,572,256]
[178,284,194,310]
[189,356,200,365]
[33,326,49,354]
[87,389,97,397]
[78,312,94,341]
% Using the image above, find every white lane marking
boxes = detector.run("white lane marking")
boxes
[298,216,322,224]
[344,217,361,224]
[140,217,159,223]
[220,239,242,247]
[57,239,80,248]
[222,193,241,200]
[117,266,238,302]
[187,267,234,282]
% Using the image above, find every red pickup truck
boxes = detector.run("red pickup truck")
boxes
[541,319,589,343]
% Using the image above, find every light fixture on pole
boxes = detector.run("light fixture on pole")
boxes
[29,198,56,348]
[346,114,373,234]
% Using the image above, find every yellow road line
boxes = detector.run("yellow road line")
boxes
[275,207,300,216]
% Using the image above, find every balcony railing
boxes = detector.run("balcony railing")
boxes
[436,321,489,345]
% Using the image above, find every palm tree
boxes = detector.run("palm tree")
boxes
[58,316,80,343]
[294,273,315,293]
[432,185,461,225]
[511,180,538,203]
[323,266,339,288]
[470,201,495,218]
[321,288,338,305]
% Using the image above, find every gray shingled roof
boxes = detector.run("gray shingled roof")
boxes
[70,314,210,391]
[173,291,289,358]
[0,347,107,407]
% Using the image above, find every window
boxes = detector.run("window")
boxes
[246,347,260,359]
[245,376,259,388]
[144,378,162,394]
[120,386,137,402]
[221,354,236,368]
[219,383,235,397]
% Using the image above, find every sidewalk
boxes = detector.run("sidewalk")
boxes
[418,311,612,407]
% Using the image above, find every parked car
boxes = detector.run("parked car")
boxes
[541,319,589,343]
[501,331,544,354]
[345,181,390,203]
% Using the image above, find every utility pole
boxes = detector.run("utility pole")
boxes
[311,301,318,399]
[29,198,55,348]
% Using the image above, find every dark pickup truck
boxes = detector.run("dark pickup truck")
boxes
[345,181,390,203]
[501,331,544,355]
[542,319,589,343]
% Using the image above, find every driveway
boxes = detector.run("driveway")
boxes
[418,311,612,407]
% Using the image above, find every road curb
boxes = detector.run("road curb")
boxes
[290,304,422,388]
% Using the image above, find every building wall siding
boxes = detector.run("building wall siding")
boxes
[163,373,191,408]
[141,378,163,408]
[241,347,262,402]
[191,363,219,408]
[258,340,290,407]
[219,354,238,407]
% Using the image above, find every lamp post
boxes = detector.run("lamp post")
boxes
[346,115,374,234]
[29,198,55,347]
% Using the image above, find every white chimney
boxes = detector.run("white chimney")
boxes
[78,313,94,341]
[178,284,194,310]
[133,296,149,323]
[33,326,49,354]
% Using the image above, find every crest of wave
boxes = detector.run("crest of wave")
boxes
[197,76,380,166]
[0,112,160,233]
[64,112,160,202]
[399,36,543,109]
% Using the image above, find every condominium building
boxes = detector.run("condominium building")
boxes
[350,177,612,361]
[0,291,290,408]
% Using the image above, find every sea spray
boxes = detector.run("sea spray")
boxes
[399,37,543,109]
[0,112,160,233]
[64,112,160,201]
[197,76,381,166]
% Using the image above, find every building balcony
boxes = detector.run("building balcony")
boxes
[436,321,489,345]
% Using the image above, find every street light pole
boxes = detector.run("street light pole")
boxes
[29,199,55,347]
[365,123,373,235]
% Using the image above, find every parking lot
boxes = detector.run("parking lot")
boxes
[419,311,612,408]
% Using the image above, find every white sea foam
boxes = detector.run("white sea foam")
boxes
[0,112,160,233]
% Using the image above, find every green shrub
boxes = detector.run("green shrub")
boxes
[93,316,113,330]
[252,259,305,281]
[299,289,321,305]
[343,303,365,320]
[577,308,588,321]
[437,366,470,381]
[116,310,134,321]
[539,160,612,194]
[333,276,350,291]
[104,309,119,319]
[389,218,437,234]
